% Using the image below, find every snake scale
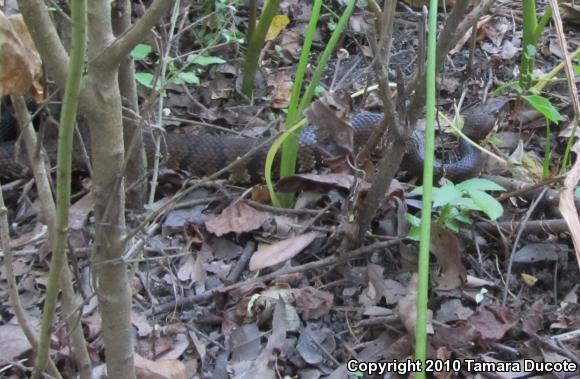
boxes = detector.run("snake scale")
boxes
[0,97,508,183]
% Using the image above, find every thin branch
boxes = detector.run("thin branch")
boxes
[32,0,86,374]
[98,0,176,67]
[147,238,402,316]
[0,179,62,379]
[17,0,69,87]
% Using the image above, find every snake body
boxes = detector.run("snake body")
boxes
[0,97,508,182]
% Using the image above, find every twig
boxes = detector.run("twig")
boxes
[148,0,182,205]
[548,0,580,271]
[475,218,571,235]
[0,185,62,379]
[502,188,548,305]
[147,238,402,315]
[97,0,176,67]
[226,241,256,283]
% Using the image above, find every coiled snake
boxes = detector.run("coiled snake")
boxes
[0,97,508,183]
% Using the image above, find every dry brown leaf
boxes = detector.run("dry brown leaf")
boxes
[249,232,318,271]
[432,320,479,349]
[395,274,433,336]
[559,148,580,270]
[134,353,189,379]
[267,67,293,109]
[560,3,580,25]
[468,304,518,343]
[449,15,492,54]
[276,173,369,193]
[304,90,353,156]
[294,286,333,319]
[177,254,206,283]
[205,202,269,237]
[0,12,41,96]
[430,224,467,290]
[0,323,34,361]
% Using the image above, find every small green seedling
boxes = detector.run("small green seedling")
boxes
[406,178,505,239]
[131,43,226,89]
[522,95,563,175]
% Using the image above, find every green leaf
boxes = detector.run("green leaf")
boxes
[575,64,580,76]
[525,44,537,58]
[467,189,504,220]
[176,71,200,84]
[407,225,421,241]
[409,186,423,196]
[132,44,152,61]
[443,218,460,233]
[187,55,226,66]
[522,95,563,123]
[493,80,523,95]
[432,184,463,208]
[135,72,154,88]
[451,197,482,211]
[405,212,422,227]
[456,178,505,192]
[454,212,473,225]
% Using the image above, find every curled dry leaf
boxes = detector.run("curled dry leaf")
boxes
[559,145,580,270]
[395,274,433,336]
[249,232,319,271]
[0,12,41,96]
[294,286,333,319]
[468,305,519,343]
[205,202,269,237]
[449,15,492,54]
[430,224,467,290]
[304,90,354,156]
[275,173,367,193]
[0,323,34,361]
[267,68,294,109]
[133,353,192,379]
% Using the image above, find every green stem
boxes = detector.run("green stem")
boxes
[32,0,86,377]
[247,0,256,42]
[265,0,322,206]
[415,0,438,375]
[241,0,280,97]
[543,121,551,179]
[520,0,538,89]
[277,0,356,207]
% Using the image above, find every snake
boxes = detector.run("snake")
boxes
[0,97,508,183]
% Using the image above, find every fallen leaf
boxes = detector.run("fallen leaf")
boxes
[469,304,519,343]
[276,173,368,193]
[432,320,480,349]
[513,243,569,264]
[449,15,492,54]
[205,202,269,236]
[134,353,189,379]
[522,299,544,335]
[0,12,41,96]
[304,90,354,156]
[435,299,474,323]
[294,286,333,319]
[249,232,318,271]
[0,323,34,361]
[265,15,290,41]
[267,67,294,109]
[430,225,467,290]
[396,274,433,336]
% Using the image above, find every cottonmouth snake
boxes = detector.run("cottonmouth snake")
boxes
[0,97,508,183]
